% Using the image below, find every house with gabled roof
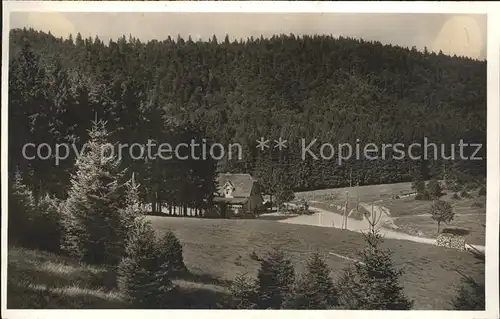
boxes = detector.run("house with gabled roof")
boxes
[213,173,264,218]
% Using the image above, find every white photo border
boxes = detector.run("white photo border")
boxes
[1,2,499,319]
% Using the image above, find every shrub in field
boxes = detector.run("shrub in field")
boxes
[256,248,295,309]
[411,179,426,195]
[451,193,461,200]
[156,231,187,274]
[275,185,295,210]
[450,173,480,191]
[285,252,338,309]
[430,200,454,234]
[8,172,63,253]
[118,218,175,308]
[427,179,443,199]
[336,228,413,310]
[229,274,259,309]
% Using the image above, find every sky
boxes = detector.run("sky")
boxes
[10,12,487,60]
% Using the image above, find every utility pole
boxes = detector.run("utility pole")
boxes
[356,181,360,213]
[349,168,352,188]
[371,201,375,223]
[343,191,349,229]
[443,162,447,186]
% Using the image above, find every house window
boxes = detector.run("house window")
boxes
[229,204,242,215]
[224,184,233,198]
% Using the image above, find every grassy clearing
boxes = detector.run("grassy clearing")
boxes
[295,182,485,246]
[294,182,414,224]
[149,216,483,310]
[384,195,486,245]
[393,214,486,246]
[383,194,486,218]
[296,182,413,207]
[7,246,232,309]
[7,247,125,309]
[8,216,484,309]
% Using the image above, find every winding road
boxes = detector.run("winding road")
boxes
[278,203,485,253]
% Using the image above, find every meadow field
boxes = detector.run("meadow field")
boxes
[8,216,483,310]
[293,182,486,246]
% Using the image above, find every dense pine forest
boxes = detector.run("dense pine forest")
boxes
[8,28,486,211]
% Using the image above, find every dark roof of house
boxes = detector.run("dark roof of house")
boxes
[213,197,248,204]
[216,173,257,198]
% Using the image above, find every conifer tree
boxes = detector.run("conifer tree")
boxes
[119,172,144,239]
[336,224,413,309]
[60,118,125,265]
[230,274,259,309]
[156,230,187,274]
[452,247,485,310]
[8,170,36,246]
[44,53,77,197]
[118,218,166,308]
[153,233,181,308]
[452,274,485,310]
[285,252,338,309]
[256,248,295,309]
[118,217,178,308]
[8,40,49,195]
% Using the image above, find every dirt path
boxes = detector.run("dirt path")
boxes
[279,204,485,253]
[395,212,486,219]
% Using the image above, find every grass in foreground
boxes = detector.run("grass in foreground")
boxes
[8,216,484,309]
[7,247,124,309]
[150,216,483,310]
[7,246,231,309]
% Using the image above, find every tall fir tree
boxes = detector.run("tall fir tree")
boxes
[117,218,164,308]
[120,173,143,230]
[336,226,414,309]
[60,118,126,265]
[285,252,338,309]
[256,248,295,309]
[8,40,49,197]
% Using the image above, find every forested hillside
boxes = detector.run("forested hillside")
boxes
[8,28,486,207]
